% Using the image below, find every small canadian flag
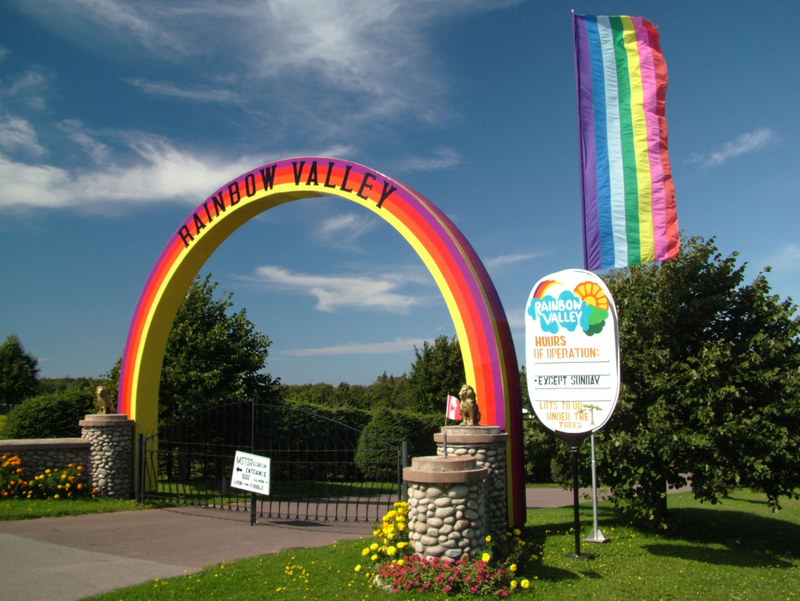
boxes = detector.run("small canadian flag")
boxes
[446,395,462,421]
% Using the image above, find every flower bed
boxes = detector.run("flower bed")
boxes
[1,454,95,500]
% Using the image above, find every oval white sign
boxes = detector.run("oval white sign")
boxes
[525,269,620,435]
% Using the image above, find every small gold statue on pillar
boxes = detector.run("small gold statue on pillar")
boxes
[95,386,116,414]
[458,384,481,426]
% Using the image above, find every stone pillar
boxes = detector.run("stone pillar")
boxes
[435,425,509,537]
[79,414,136,498]
[403,455,488,562]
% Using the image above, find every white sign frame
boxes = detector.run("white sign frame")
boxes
[230,450,271,495]
[525,269,620,438]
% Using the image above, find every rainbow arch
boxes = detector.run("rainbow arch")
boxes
[118,157,525,526]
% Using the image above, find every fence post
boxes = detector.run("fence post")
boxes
[401,440,409,501]
[135,433,143,504]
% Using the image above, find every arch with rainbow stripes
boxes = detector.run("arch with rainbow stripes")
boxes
[118,157,525,526]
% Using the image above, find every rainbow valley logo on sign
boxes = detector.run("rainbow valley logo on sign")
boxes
[528,281,609,336]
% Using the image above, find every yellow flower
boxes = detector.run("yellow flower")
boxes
[509,564,517,572]
[481,553,490,562]
[54,494,59,499]
[370,543,379,551]
[45,469,51,474]
[511,581,518,589]
[354,565,362,572]
[397,559,404,566]
[387,546,397,557]
[373,529,381,536]
[521,579,530,589]
[513,528,521,536]
[397,542,407,549]
[397,523,406,531]
[485,535,492,543]
[362,548,370,556]
[370,554,378,562]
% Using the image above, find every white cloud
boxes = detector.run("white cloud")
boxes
[0,47,10,61]
[57,120,110,164]
[764,244,800,273]
[316,212,379,250]
[689,127,779,170]
[12,0,519,126]
[280,337,429,357]
[3,71,48,110]
[127,79,242,104]
[398,147,461,172]
[0,115,47,157]
[248,265,426,313]
[483,252,547,271]
[0,132,266,209]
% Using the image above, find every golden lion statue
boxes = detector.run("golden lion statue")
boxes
[95,386,116,414]
[458,384,481,426]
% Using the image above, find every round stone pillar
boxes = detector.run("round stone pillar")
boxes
[403,455,488,562]
[79,414,136,498]
[435,425,509,536]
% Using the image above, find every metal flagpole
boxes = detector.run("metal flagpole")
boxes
[584,432,607,543]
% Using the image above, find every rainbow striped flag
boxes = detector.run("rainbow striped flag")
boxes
[573,14,679,270]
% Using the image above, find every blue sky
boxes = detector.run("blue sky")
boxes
[1,0,798,386]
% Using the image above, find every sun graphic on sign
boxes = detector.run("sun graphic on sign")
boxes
[573,281,609,310]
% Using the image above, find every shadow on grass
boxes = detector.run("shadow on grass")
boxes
[642,542,794,568]
[666,507,800,560]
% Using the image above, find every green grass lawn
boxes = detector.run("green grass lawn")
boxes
[79,490,800,601]
[0,497,170,521]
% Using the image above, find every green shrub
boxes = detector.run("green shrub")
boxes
[1,389,95,439]
[355,407,441,480]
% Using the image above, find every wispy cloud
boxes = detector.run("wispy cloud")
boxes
[0,47,10,61]
[764,244,800,272]
[3,70,48,110]
[483,252,547,271]
[0,114,47,157]
[689,127,779,170]
[280,337,429,357]
[315,212,379,250]
[248,265,426,313]
[398,146,461,172]
[127,79,242,104]
[11,0,519,128]
[0,132,267,209]
[57,120,110,164]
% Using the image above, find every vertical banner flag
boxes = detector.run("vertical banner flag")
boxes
[446,395,462,421]
[573,14,679,270]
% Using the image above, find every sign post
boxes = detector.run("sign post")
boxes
[231,450,271,526]
[525,269,620,558]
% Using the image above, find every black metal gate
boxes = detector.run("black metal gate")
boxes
[136,400,406,523]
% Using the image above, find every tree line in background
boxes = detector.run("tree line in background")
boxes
[3,235,799,527]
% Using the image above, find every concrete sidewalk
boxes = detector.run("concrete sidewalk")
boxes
[0,488,582,601]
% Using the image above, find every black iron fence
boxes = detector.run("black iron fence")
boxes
[137,400,407,523]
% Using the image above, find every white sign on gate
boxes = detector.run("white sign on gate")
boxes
[525,269,620,435]
[230,451,271,495]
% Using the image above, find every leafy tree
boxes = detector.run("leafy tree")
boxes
[0,334,40,409]
[158,274,280,423]
[406,335,465,414]
[533,236,800,526]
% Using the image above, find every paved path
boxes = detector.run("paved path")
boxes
[0,487,592,601]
